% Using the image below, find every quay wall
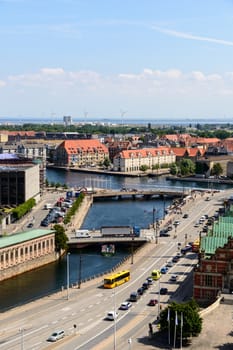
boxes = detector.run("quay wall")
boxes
[0,252,58,282]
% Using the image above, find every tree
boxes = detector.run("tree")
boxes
[179,159,195,176]
[170,163,178,175]
[53,224,68,253]
[139,165,149,172]
[211,163,223,176]
[103,157,111,168]
[159,300,202,345]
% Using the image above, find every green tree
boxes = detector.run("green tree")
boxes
[53,224,68,253]
[211,163,223,176]
[159,300,202,344]
[139,164,149,172]
[170,163,178,175]
[179,159,195,176]
[103,157,111,168]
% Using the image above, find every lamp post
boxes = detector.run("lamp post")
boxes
[157,278,161,320]
[19,328,25,350]
[153,207,156,243]
[78,251,82,289]
[156,220,160,244]
[67,252,70,300]
[113,288,117,350]
[131,237,134,264]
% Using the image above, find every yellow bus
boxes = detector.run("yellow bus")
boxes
[151,269,161,280]
[103,270,130,288]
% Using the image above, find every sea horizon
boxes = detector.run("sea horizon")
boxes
[0,116,232,126]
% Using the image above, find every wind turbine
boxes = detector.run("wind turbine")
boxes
[120,109,127,125]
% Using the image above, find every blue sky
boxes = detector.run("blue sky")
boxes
[1,0,233,121]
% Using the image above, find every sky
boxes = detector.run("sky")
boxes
[1,0,233,121]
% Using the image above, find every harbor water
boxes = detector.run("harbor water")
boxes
[0,169,231,311]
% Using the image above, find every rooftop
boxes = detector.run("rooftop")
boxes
[0,229,54,249]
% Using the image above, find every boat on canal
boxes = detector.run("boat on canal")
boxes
[101,244,115,256]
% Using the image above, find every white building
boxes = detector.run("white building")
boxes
[113,147,175,172]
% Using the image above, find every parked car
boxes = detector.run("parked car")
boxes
[27,222,34,228]
[166,261,173,268]
[160,266,168,274]
[142,281,149,290]
[129,292,139,302]
[170,275,178,282]
[183,213,189,218]
[148,299,158,306]
[172,256,179,263]
[160,287,168,295]
[119,301,132,310]
[106,311,118,320]
[137,287,144,296]
[47,330,65,342]
[174,220,180,226]
[147,277,154,285]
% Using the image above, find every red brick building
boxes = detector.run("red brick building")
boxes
[193,216,233,305]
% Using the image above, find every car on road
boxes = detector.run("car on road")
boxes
[148,299,158,306]
[147,277,154,285]
[172,256,180,263]
[166,261,173,268]
[160,266,168,274]
[160,230,170,237]
[183,213,189,218]
[142,281,149,290]
[160,287,168,295]
[137,287,144,296]
[47,330,65,342]
[174,220,180,226]
[129,292,139,302]
[106,311,119,320]
[170,275,178,282]
[27,222,34,228]
[119,301,132,310]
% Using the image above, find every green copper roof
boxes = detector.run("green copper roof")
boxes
[0,229,54,249]
[200,236,229,255]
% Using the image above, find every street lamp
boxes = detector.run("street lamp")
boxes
[78,251,82,289]
[67,252,70,300]
[157,278,161,320]
[113,288,117,350]
[19,328,25,350]
[131,237,134,264]
[156,220,160,244]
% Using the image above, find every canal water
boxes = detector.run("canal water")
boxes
[0,169,231,311]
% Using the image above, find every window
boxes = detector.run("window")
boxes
[205,274,213,287]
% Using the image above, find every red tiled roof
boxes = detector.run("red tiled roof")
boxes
[60,139,108,155]
[119,147,174,159]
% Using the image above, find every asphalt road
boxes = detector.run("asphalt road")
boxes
[0,188,231,350]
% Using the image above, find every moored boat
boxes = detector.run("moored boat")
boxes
[101,244,115,256]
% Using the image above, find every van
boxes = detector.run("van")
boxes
[44,203,53,210]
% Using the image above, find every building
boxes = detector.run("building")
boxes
[107,140,132,162]
[63,115,73,126]
[113,147,175,172]
[0,229,56,281]
[0,156,40,206]
[53,139,109,167]
[193,212,233,305]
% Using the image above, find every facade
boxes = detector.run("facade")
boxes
[113,147,175,172]
[0,161,40,206]
[107,140,132,162]
[0,229,56,281]
[193,214,233,305]
[53,139,109,167]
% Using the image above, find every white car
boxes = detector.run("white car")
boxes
[119,301,132,310]
[47,330,65,342]
[106,311,119,320]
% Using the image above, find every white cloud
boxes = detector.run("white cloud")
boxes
[40,68,65,76]
[152,26,233,47]
[0,80,6,87]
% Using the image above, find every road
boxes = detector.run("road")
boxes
[0,189,230,350]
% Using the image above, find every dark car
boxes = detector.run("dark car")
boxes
[27,222,34,228]
[183,213,189,218]
[148,299,158,306]
[137,287,144,296]
[172,256,179,263]
[142,281,149,290]
[129,292,139,302]
[160,287,168,295]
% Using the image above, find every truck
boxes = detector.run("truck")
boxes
[100,226,140,237]
[75,230,91,238]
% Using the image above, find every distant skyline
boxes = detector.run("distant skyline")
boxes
[1,0,233,120]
